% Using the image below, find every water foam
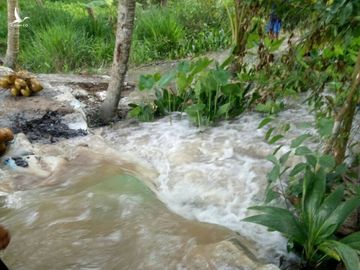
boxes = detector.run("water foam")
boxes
[101,105,315,262]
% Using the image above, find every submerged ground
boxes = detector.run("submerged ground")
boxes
[0,58,329,269]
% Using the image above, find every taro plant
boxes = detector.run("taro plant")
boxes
[129,57,252,126]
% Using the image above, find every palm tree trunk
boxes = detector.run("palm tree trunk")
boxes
[4,0,19,69]
[100,0,136,123]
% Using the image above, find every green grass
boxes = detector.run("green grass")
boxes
[0,0,230,73]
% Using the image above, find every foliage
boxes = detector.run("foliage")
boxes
[0,0,230,73]
[131,0,230,64]
[244,183,360,269]
[129,57,253,126]
[244,128,360,269]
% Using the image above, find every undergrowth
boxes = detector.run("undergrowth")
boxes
[0,0,230,73]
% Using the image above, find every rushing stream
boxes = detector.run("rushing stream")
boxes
[0,164,243,269]
[0,99,331,269]
[99,103,318,263]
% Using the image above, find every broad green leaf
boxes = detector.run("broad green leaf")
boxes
[320,240,360,270]
[158,71,176,88]
[317,118,334,138]
[177,61,191,73]
[289,163,307,177]
[291,134,312,148]
[258,117,273,129]
[185,103,205,115]
[318,241,341,261]
[244,206,306,244]
[318,197,360,240]
[217,103,231,116]
[334,163,348,176]
[177,72,188,93]
[305,155,317,169]
[280,151,291,165]
[302,169,326,222]
[319,155,336,169]
[221,83,243,97]
[295,146,313,156]
[190,58,213,76]
[341,232,360,251]
[267,164,280,182]
[265,188,280,203]
[139,74,156,90]
[212,69,230,86]
[318,187,344,221]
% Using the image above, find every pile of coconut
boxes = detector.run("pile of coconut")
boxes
[0,128,14,156]
[0,71,43,97]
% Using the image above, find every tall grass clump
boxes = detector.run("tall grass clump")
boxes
[0,0,230,73]
[131,7,185,63]
[131,0,230,65]
[20,25,93,73]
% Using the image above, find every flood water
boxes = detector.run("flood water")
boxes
[0,164,241,270]
[0,99,331,269]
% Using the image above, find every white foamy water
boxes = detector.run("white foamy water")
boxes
[100,103,315,262]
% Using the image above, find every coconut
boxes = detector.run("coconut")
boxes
[14,78,27,90]
[21,87,32,97]
[0,128,14,142]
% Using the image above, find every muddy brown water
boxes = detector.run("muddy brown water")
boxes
[0,162,238,270]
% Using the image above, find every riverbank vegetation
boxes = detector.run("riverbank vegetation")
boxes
[128,1,360,269]
[1,0,360,269]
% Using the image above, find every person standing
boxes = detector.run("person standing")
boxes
[266,6,282,39]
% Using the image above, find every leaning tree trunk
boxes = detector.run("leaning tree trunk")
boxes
[4,0,19,69]
[100,0,136,123]
[324,50,360,165]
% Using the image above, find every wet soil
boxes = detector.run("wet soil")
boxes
[70,81,135,128]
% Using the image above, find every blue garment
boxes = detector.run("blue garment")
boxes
[266,13,281,34]
[273,20,281,34]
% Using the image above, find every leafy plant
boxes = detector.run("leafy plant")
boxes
[244,168,360,269]
[129,57,252,126]
[244,120,360,269]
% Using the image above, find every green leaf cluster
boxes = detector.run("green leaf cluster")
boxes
[130,58,253,126]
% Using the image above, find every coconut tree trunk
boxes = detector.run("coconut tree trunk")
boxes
[100,0,136,123]
[324,50,360,165]
[4,0,19,69]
